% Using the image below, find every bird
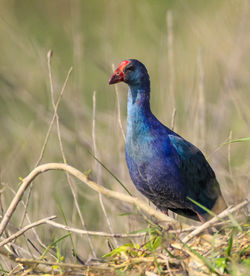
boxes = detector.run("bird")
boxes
[109,59,226,223]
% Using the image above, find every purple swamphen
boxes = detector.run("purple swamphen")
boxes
[109,59,226,223]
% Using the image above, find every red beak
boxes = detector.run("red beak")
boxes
[109,60,131,85]
[109,69,124,85]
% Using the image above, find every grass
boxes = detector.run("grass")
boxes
[0,0,249,275]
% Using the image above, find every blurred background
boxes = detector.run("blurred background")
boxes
[0,0,249,260]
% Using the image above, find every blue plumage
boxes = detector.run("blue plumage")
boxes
[109,59,226,222]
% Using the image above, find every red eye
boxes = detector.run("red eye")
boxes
[126,66,134,72]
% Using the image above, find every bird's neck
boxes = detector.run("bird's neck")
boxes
[126,84,152,140]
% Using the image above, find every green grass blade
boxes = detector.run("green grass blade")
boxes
[40,233,71,260]
[88,151,132,196]
[182,242,221,275]
[225,228,235,257]
[212,137,250,155]
[187,196,225,222]
[227,213,242,231]
[54,193,77,260]
[220,137,250,146]
[118,212,134,216]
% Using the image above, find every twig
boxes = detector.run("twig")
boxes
[45,220,145,238]
[92,91,118,247]
[0,163,176,237]
[182,199,249,243]
[0,216,56,247]
[112,64,126,142]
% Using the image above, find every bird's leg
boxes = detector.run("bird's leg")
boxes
[195,211,206,224]
[162,210,169,216]
[160,210,176,232]
[161,209,170,228]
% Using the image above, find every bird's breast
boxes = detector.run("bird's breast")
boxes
[125,134,183,185]
[125,134,154,163]
[125,142,187,209]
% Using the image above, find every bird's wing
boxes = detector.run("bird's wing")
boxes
[168,134,222,212]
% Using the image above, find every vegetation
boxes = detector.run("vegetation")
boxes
[0,1,249,275]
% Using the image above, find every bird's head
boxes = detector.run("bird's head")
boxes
[109,59,149,88]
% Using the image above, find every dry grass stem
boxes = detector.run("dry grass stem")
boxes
[0,216,56,247]
[166,10,175,109]
[223,2,250,128]
[197,49,206,149]
[2,162,247,244]
[170,107,176,131]
[18,51,73,240]
[0,163,175,237]
[15,258,114,274]
[47,217,230,236]
[92,91,118,247]
[45,220,146,238]
[5,185,53,256]
[35,51,73,167]
[112,63,126,142]
[1,2,249,274]
[227,130,233,177]
[182,199,249,243]
[47,52,97,257]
